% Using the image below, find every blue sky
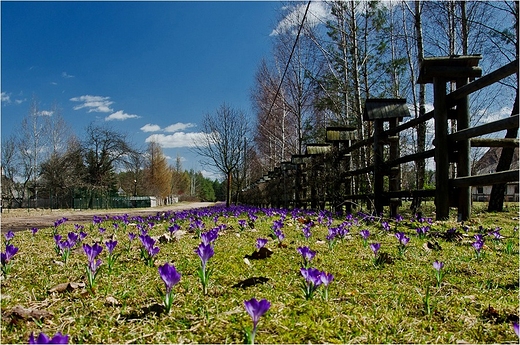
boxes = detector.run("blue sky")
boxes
[1,1,289,178]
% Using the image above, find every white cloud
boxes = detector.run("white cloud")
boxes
[70,95,114,113]
[105,110,140,121]
[38,110,53,116]
[1,92,11,104]
[200,169,222,180]
[164,122,196,133]
[270,2,330,36]
[61,72,74,78]
[141,123,162,132]
[145,132,212,148]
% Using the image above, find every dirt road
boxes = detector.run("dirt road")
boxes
[0,202,218,233]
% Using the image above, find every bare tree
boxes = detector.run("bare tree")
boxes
[82,124,136,208]
[192,103,249,207]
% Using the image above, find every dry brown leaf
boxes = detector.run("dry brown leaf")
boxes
[3,305,53,321]
[48,282,85,293]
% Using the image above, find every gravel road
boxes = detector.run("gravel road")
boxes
[0,202,218,233]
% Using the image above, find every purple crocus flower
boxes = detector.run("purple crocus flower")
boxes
[200,228,219,246]
[370,243,381,256]
[31,227,39,236]
[195,242,214,271]
[381,221,390,231]
[238,219,247,230]
[79,231,88,241]
[360,229,370,240]
[168,223,181,234]
[158,262,181,294]
[53,234,62,245]
[300,267,323,287]
[83,243,103,288]
[105,240,118,255]
[29,331,69,344]
[139,234,160,259]
[433,260,444,286]
[433,260,444,271]
[256,238,268,250]
[513,322,519,337]
[274,229,285,243]
[5,230,15,242]
[297,246,316,266]
[320,271,334,286]
[472,240,484,252]
[474,234,484,242]
[244,297,271,344]
[67,232,79,247]
[83,243,103,262]
[1,244,19,265]
[128,232,136,241]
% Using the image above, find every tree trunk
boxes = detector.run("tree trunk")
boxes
[226,171,232,208]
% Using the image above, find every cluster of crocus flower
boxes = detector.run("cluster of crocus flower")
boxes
[472,234,485,260]
[83,243,103,289]
[297,246,316,268]
[238,219,248,231]
[200,228,219,246]
[301,222,313,240]
[243,298,271,345]
[300,267,334,300]
[326,224,349,249]
[158,262,181,313]
[395,231,410,255]
[53,217,68,235]
[139,234,160,267]
[28,331,69,344]
[416,226,430,239]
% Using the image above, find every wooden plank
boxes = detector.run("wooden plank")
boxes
[448,115,519,142]
[471,138,520,148]
[424,66,482,80]
[386,149,435,167]
[447,59,518,104]
[450,169,519,187]
[384,110,434,137]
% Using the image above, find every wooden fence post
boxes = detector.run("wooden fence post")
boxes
[433,77,450,220]
[456,77,471,221]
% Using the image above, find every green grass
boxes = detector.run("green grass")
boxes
[1,203,519,343]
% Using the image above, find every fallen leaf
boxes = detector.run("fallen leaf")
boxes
[48,282,85,293]
[105,296,121,306]
[243,258,251,267]
[3,305,53,321]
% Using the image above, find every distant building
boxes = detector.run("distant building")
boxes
[471,147,519,202]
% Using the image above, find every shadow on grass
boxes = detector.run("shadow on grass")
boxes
[120,303,165,320]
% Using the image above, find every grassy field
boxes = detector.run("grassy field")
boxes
[1,202,519,344]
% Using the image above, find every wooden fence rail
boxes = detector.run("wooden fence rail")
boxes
[242,55,518,220]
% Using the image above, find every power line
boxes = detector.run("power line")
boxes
[265,1,312,123]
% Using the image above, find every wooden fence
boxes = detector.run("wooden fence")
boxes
[241,55,519,220]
